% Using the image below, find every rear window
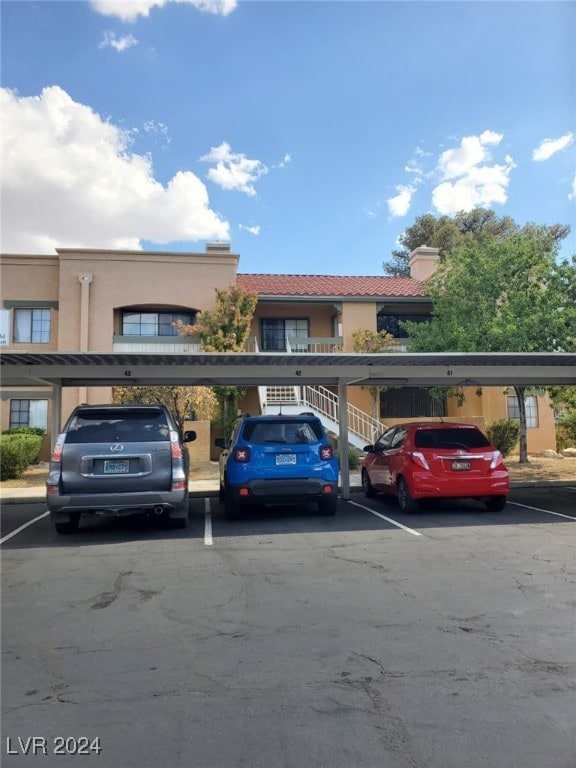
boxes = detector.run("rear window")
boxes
[414,427,491,450]
[242,420,323,445]
[65,410,170,443]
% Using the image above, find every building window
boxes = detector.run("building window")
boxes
[121,310,196,337]
[261,319,310,351]
[13,309,51,343]
[507,395,539,428]
[9,399,48,429]
[377,312,431,339]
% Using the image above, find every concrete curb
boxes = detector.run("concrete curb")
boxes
[1,480,574,505]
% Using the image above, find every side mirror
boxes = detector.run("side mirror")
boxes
[183,430,197,443]
[363,445,375,453]
[214,437,226,449]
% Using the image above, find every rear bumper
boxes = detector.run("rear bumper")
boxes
[47,488,189,519]
[227,478,338,506]
[406,470,509,499]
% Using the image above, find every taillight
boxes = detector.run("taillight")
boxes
[234,448,250,463]
[170,430,183,459]
[50,434,65,462]
[320,445,333,460]
[409,451,430,470]
[489,450,504,470]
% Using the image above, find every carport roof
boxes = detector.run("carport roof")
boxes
[1,350,575,388]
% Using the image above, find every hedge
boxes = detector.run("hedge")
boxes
[485,419,519,457]
[0,434,44,480]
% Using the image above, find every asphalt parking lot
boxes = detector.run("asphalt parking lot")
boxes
[2,486,575,768]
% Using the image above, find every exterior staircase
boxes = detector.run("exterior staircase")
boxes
[258,385,383,449]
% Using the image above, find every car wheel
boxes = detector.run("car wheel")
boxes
[54,513,80,535]
[318,496,337,516]
[485,495,507,512]
[397,478,419,514]
[362,469,377,498]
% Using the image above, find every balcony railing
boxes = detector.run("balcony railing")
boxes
[113,335,360,355]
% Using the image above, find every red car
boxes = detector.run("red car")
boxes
[361,421,509,513]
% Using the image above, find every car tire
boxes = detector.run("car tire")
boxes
[362,469,377,498]
[485,495,507,512]
[397,478,419,514]
[54,513,80,535]
[318,496,337,516]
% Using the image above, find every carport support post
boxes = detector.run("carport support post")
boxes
[51,384,62,451]
[338,379,350,500]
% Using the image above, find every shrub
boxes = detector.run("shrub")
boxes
[485,419,519,457]
[0,434,43,480]
[556,411,576,452]
[337,445,363,470]
[2,426,46,437]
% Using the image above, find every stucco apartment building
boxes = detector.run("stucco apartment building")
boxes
[0,242,556,458]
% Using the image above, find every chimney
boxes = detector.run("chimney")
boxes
[205,242,231,253]
[409,245,440,282]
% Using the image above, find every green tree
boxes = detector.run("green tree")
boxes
[112,386,217,436]
[404,234,576,462]
[383,208,570,277]
[176,285,258,352]
[352,329,396,422]
[176,284,259,438]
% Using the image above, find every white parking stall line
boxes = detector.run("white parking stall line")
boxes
[346,499,423,537]
[0,511,50,545]
[204,497,213,545]
[507,501,576,521]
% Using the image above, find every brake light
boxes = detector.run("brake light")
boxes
[234,448,250,463]
[50,434,65,462]
[489,450,504,470]
[409,451,430,470]
[170,430,183,459]
[320,445,333,460]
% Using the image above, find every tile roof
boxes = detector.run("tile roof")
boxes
[236,273,425,298]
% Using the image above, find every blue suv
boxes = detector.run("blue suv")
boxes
[215,414,339,517]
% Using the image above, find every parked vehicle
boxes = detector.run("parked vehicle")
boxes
[361,421,509,513]
[215,414,339,517]
[47,404,196,533]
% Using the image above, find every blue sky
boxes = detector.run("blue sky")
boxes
[1,0,574,275]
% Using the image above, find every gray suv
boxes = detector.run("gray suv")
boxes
[47,404,196,534]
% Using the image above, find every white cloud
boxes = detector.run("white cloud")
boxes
[430,131,514,215]
[239,224,261,236]
[90,0,237,22]
[569,174,576,201]
[277,153,291,168]
[200,141,268,196]
[98,30,138,52]
[0,86,229,253]
[532,133,574,161]
[436,130,503,181]
[387,185,416,218]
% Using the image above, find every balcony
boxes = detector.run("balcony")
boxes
[112,336,201,353]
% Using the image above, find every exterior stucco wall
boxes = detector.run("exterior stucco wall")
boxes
[1,255,60,352]
[56,249,238,351]
[340,301,378,349]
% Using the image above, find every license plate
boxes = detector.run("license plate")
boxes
[104,459,129,474]
[452,460,471,471]
[276,454,296,465]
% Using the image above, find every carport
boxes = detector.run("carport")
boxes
[1,350,575,499]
